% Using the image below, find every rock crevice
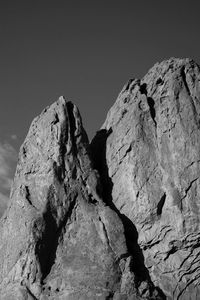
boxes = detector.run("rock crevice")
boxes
[1,58,200,299]
[92,58,200,299]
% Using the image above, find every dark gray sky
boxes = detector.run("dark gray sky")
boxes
[0,0,200,205]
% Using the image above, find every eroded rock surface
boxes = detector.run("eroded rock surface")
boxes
[0,97,162,299]
[2,58,200,299]
[91,58,200,299]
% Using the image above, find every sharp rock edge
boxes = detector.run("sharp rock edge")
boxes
[91,57,200,299]
[0,96,161,299]
[1,58,200,299]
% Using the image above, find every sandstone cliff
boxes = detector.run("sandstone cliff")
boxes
[91,58,200,299]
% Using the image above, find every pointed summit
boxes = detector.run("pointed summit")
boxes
[2,58,200,299]
[92,57,200,299]
[0,98,159,299]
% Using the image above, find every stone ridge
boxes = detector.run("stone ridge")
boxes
[91,58,200,299]
[1,57,200,299]
[0,97,162,299]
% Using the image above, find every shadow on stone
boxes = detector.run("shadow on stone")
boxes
[35,188,77,283]
[90,129,166,299]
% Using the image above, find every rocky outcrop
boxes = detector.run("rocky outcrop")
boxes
[91,58,200,299]
[2,57,200,299]
[0,97,163,299]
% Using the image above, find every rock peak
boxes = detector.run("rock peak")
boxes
[1,58,200,299]
[92,57,200,299]
[0,98,161,299]
[142,57,199,86]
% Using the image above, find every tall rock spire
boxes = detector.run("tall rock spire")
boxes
[3,57,200,299]
[91,58,200,299]
[0,97,160,299]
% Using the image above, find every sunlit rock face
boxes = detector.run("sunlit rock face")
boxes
[91,58,200,299]
[2,58,200,300]
[0,97,162,299]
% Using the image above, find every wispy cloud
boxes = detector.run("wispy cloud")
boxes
[0,142,18,217]
[10,134,17,141]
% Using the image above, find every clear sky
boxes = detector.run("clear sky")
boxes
[0,0,200,211]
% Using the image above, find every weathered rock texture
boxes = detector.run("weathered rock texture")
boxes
[91,58,200,299]
[0,97,163,299]
[2,57,200,300]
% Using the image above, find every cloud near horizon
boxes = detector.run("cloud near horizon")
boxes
[0,142,18,217]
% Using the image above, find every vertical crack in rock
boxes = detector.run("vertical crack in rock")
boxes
[180,66,191,96]
[147,97,157,126]
[23,185,37,210]
[139,83,157,127]
[157,193,166,216]
[66,102,77,152]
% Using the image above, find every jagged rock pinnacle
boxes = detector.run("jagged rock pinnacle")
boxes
[91,57,200,299]
[2,57,200,299]
[0,97,161,299]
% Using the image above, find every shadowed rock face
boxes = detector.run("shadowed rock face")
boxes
[0,97,162,299]
[1,58,200,300]
[91,58,200,299]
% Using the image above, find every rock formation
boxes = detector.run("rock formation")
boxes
[91,58,200,299]
[1,57,200,299]
[0,98,162,299]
